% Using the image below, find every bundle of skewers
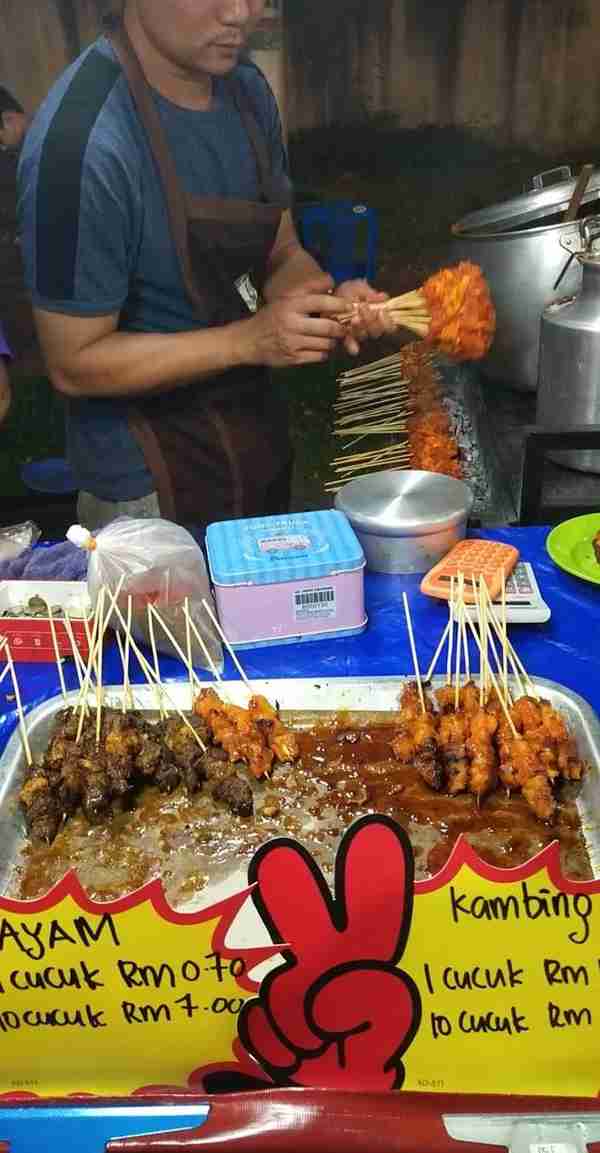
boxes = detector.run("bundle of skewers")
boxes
[339,261,496,362]
[15,587,300,845]
[400,577,587,823]
[326,342,461,493]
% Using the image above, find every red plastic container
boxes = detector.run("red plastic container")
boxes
[0,580,92,662]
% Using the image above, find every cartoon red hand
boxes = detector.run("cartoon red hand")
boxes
[238,815,421,1090]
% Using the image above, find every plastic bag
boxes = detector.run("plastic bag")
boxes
[0,521,40,564]
[69,517,223,672]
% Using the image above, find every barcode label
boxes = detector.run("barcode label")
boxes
[294,586,337,621]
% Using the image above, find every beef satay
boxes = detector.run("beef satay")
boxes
[467,709,498,801]
[438,711,469,794]
[19,771,62,844]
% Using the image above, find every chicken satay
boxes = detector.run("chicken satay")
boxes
[438,711,469,794]
[412,713,444,791]
[509,736,557,822]
[249,695,300,764]
[467,709,498,801]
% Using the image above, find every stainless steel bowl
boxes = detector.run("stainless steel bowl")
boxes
[335,470,474,574]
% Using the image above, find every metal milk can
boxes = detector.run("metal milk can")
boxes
[537,215,600,472]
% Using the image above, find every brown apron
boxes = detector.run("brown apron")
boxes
[109,26,292,528]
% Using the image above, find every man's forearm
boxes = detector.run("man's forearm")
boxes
[263,242,327,301]
[48,319,255,399]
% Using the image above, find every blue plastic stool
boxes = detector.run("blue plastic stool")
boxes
[21,457,78,496]
[297,200,379,285]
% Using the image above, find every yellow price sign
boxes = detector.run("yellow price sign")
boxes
[0,816,598,1098]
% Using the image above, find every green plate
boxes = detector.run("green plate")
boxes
[546,513,600,585]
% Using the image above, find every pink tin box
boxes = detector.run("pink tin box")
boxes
[206,511,367,648]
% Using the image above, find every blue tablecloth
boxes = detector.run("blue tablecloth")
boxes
[1,526,598,752]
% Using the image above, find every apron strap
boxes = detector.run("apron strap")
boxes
[108,24,206,314]
[227,71,277,204]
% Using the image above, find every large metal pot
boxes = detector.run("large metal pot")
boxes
[452,166,600,392]
[537,233,600,473]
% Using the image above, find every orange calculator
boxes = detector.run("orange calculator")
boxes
[420,539,520,603]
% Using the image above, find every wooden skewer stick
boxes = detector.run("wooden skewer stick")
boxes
[462,611,519,738]
[76,577,125,738]
[115,631,130,707]
[0,637,32,766]
[446,575,455,686]
[184,596,194,704]
[124,595,133,712]
[425,617,451,683]
[182,603,230,696]
[147,604,166,720]
[201,598,254,695]
[472,577,485,706]
[454,586,463,712]
[402,592,426,714]
[95,587,106,747]
[63,610,85,689]
[148,603,202,692]
[44,599,67,701]
[461,577,470,682]
[110,600,206,750]
[481,584,532,699]
[501,571,509,703]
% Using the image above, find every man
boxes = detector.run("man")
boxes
[18,1,392,533]
[0,324,11,425]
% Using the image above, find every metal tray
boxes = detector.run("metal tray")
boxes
[1,676,599,897]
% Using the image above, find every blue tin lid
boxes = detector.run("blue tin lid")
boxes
[206,510,365,587]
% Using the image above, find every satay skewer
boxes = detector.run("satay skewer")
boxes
[110,600,206,750]
[402,592,426,713]
[0,637,32,766]
[481,583,535,699]
[501,572,509,702]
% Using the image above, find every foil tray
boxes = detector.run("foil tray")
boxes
[0,676,599,897]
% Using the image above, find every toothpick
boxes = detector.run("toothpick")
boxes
[147,604,166,720]
[44,599,67,701]
[0,637,32,766]
[402,592,426,714]
[201,598,253,695]
[95,588,106,747]
[110,601,206,750]
[446,575,455,686]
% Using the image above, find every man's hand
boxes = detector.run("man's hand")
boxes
[336,278,396,355]
[239,277,344,368]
